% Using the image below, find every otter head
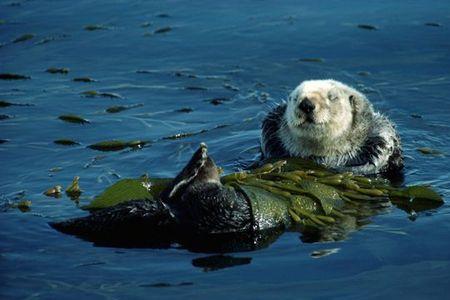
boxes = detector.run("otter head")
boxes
[286,79,368,142]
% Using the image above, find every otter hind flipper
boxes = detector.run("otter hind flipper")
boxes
[49,199,174,242]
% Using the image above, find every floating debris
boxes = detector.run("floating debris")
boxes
[58,115,90,124]
[13,33,35,43]
[105,103,143,113]
[298,58,324,63]
[207,97,229,105]
[223,83,239,91]
[175,107,193,113]
[357,71,371,76]
[417,147,444,156]
[44,185,62,198]
[81,90,123,99]
[16,200,32,212]
[140,282,193,288]
[0,73,31,80]
[357,24,378,30]
[88,140,147,151]
[424,22,441,27]
[154,26,172,34]
[54,139,80,146]
[73,77,96,82]
[84,24,108,31]
[185,86,207,91]
[46,67,69,74]
[66,176,82,199]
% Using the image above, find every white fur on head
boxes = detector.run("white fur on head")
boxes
[283,79,368,157]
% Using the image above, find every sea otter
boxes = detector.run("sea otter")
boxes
[261,80,403,176]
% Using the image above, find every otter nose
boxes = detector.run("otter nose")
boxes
[299,99,315,114]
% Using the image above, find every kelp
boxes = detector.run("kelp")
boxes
[81,90,122,99]
[54,139,80,146]
[46,67,69,74]
[13,33,35,43]
[83,157,443,231]
[66,176,82,199]
[357,24,378,30]
[73,77,96,82]
[0,73,31,80]
[58,115,90,124]
[88,140,147,151]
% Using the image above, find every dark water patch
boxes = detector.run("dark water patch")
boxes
[75,261,106,268]
[58,114,90,124]
[357,71,371,76]
[156,13,171,18]
[0,139,9,144]
[411,113,422,119]
[0,100,33,106]
[206,97,230,105]
[12,33,34,43]
[46,67,69,74]
[0,73,30,80]
[192,255,252,272]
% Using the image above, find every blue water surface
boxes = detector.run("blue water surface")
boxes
[1,0,450,299]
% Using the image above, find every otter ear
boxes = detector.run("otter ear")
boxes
[348,93,367,113]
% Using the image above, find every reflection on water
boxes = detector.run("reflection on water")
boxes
[1,0,450,299]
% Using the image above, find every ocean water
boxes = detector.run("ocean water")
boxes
[1,0,450,299]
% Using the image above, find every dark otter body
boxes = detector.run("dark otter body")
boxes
[50,144,262,250]
[261,103,404,178]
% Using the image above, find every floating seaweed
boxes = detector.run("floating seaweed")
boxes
[207,97,229,105]
[0,100,33,107]
[0,73,31,80]
[185,86,207,91]
[154,26,172,34]
[424,22,441,27]
[13,33,35,43]
[175,107,193,113]
[84,24,108,31]
[357,24,378,30]
[0,139,9,144]
[73,77,96,82]
[81,90,123,99]
[357,71,371,76]
[298,58,324,63]
[16,200,32,212]
[66,176,82,199]
[44,185,62,198]
[46,67,69,74]
[105,103,143,113]
[156,13,171,18]
[411,113,422,119]
[58,115,90,124]
[0,114,12,120]
[417,147,444,156]
[88,140,148,151]
[54,139,80,146]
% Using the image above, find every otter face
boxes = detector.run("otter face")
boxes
[286,80,354,140]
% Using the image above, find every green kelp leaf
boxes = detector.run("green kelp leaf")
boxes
[83,178,172,210]
[58,114,90,124]
[16,200,32,212]
[392,185,443,202]
[417,147,444,156]
[88,140,148,151]
[65,176,82,199]
[298,181,344,215]
[84,24,108,31]
[13,33,35,43]
[290,195,321,214]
